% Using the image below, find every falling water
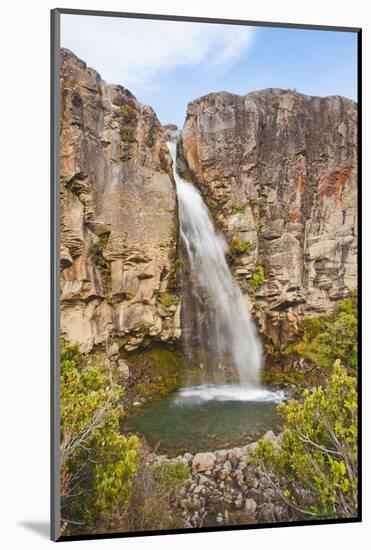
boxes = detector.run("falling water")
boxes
[167,140,262,387]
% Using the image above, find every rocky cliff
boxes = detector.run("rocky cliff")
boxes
[60,49,357,369]
[60,49,181,353]
[179,89,357,352]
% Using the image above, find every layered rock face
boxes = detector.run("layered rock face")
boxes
[60,49,357,360]
[60,49,180,353]
[180,89,357,349]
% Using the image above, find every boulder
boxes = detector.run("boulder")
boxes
[192,452,216,473]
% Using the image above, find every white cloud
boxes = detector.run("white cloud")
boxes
[61,15,254,91]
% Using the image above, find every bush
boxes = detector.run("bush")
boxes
[152,461,189,490]
[125,445,185,531]
[60,341,139,535]
[250,260,265,289]
[120,104,138,123]
[231,240,252,255]
[230,201,246,212]
[157,292,179,308]
[286,297,358,372]
[253,362,358,519]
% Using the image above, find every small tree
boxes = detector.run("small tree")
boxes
[254,362,358,519]
[60,341,139,534]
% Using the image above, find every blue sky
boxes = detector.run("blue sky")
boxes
[61,15,357,128]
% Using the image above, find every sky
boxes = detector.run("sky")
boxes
[61,14,358,128]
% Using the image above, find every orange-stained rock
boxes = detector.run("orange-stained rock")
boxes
[180,88,357,349]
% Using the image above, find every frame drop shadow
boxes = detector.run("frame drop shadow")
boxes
[19,521,49,539]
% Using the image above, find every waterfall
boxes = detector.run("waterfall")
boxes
[167,140,262,388]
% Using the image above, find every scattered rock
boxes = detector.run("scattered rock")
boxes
[244,498,257,517]
[216,513,223,524]
[192,452,216,473]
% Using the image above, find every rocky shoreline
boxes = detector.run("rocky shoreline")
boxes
[150,430,290,528]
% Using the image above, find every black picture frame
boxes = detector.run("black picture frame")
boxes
[51,8,362,542]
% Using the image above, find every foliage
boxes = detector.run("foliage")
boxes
[261,365,305,389]
[119,104,138,152]
[120,104,138,123]
[250,259,265,289]
[125,444,185,531]
[152,461,189,490]
[253,362,358,519]
[230,201,246,212]
[60,341,139,534]
[157,292,179,308]
[133,347,185,401]
[230,240,252,255]
[285,297,358,372]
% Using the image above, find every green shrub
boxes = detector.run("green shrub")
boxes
[120,104,138,123]
[250,260,265,289]
[231,201,246,212]
[157,292,179,308]
[231,240,252,255]
[60,341,139,534]
[253,362,358,519]
[152,461,189,490]
[285,297,358,372]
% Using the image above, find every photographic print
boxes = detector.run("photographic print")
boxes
[51,9,360,541]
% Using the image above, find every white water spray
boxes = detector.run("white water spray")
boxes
[167,141,262,388]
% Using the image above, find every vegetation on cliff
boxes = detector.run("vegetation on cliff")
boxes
[285,296,358,373]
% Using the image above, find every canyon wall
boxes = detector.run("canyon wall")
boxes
[180,89,357,351]
[60,49,357,363]
[60,49,181,353]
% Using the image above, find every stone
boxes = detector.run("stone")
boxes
[183,452,194,463]
[106,342,120,359]
[233,493,244,509]
[222,460,232,471]
[216,513,223,524]
[117,359,130,382]
[215,450,227,460]
[192,452,216,473]
[262,430,281,450]
[263,430,276,442]
[244,498,257,517]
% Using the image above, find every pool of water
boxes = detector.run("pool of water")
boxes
[123,384,285,456]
